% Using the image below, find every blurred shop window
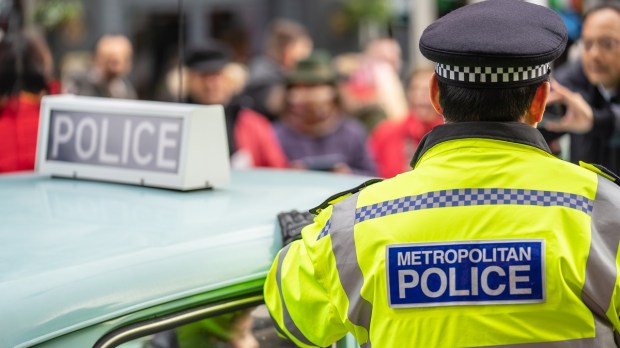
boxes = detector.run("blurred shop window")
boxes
[133,8,250,101]
[437,0,468,16]
[209,9,250,64]
[133,12,181,101]
[33,0,86,77]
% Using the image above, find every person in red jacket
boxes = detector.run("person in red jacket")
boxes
[369,67,443,178]
[0,30,56,173]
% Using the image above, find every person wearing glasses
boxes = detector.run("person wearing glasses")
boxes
[541,2,620,174]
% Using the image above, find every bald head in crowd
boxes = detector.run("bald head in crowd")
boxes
[94,34,133,81]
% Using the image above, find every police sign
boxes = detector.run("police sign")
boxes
[387,240,545,308]
[47,110,182,173]
[36,95,230,190]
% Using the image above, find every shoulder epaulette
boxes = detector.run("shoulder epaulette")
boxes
[579,161,620,186]
[309,178,383,215]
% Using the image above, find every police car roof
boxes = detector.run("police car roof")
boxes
[0,169,367,348]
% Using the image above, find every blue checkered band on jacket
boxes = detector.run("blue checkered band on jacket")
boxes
[316,218,332,241]
[435,63,551,84]
[354,188,593,224]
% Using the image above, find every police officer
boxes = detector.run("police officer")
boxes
[264,0,620,346]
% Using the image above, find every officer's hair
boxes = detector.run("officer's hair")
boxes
[437,80,540,122]
[583,1,620,21]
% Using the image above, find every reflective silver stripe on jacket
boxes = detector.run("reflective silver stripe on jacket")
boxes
[580,177,620,347]
[330,192,373,348]
[324,177,620,347]
[275,243,317,347]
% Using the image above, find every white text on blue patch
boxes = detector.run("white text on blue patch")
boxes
[386,240,545,308]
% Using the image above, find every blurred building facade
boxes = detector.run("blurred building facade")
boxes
[1,0,365,100]
[1,0,592,100]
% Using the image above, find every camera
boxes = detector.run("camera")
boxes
[543,103,567,121]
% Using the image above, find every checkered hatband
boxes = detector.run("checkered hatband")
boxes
[435,63,551,86]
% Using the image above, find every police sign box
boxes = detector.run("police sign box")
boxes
[387,239,545,308]
[36,95,230,190]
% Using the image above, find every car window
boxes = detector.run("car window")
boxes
[126,305,294,348]
[96,296,295,348]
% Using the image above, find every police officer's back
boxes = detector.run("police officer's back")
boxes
[264,1,620,346]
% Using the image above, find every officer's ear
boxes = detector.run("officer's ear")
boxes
[429,73,443,115]
[525,80,550,126]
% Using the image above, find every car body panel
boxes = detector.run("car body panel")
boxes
[0,169,369,348]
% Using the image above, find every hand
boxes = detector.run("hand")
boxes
[289,161,308,170]
[331,163,352,174]
[542,80,593,134]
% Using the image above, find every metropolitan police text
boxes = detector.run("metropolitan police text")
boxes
[398,245,532,266]
[397,245,533,300]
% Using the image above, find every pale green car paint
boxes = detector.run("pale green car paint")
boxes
[0,169,367,348]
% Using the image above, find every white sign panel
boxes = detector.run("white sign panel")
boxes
[36,95,230,190]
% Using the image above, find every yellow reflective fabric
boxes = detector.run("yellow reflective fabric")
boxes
[579,161,617,182]
[266,137,603,347]
[309,178,383,215]
[607,250,620,332]
[264,206,350,347]
[356,138,599,346]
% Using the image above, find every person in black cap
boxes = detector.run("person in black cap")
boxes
[263,0,620,347]
[185,41,235,106]
[184,41,288,169]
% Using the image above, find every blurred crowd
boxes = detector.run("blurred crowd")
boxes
[2,1,620,179]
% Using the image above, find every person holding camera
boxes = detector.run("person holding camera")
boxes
[542,2,620,174]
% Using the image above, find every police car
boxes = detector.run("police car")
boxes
[1,96,363,348]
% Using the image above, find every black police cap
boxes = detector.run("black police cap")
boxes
[419,0,567,87]
[184,41,231,73]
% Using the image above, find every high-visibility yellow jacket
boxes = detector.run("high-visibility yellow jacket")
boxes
[264,122,620,347]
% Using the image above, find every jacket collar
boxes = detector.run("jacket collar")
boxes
[410,122,552,168]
